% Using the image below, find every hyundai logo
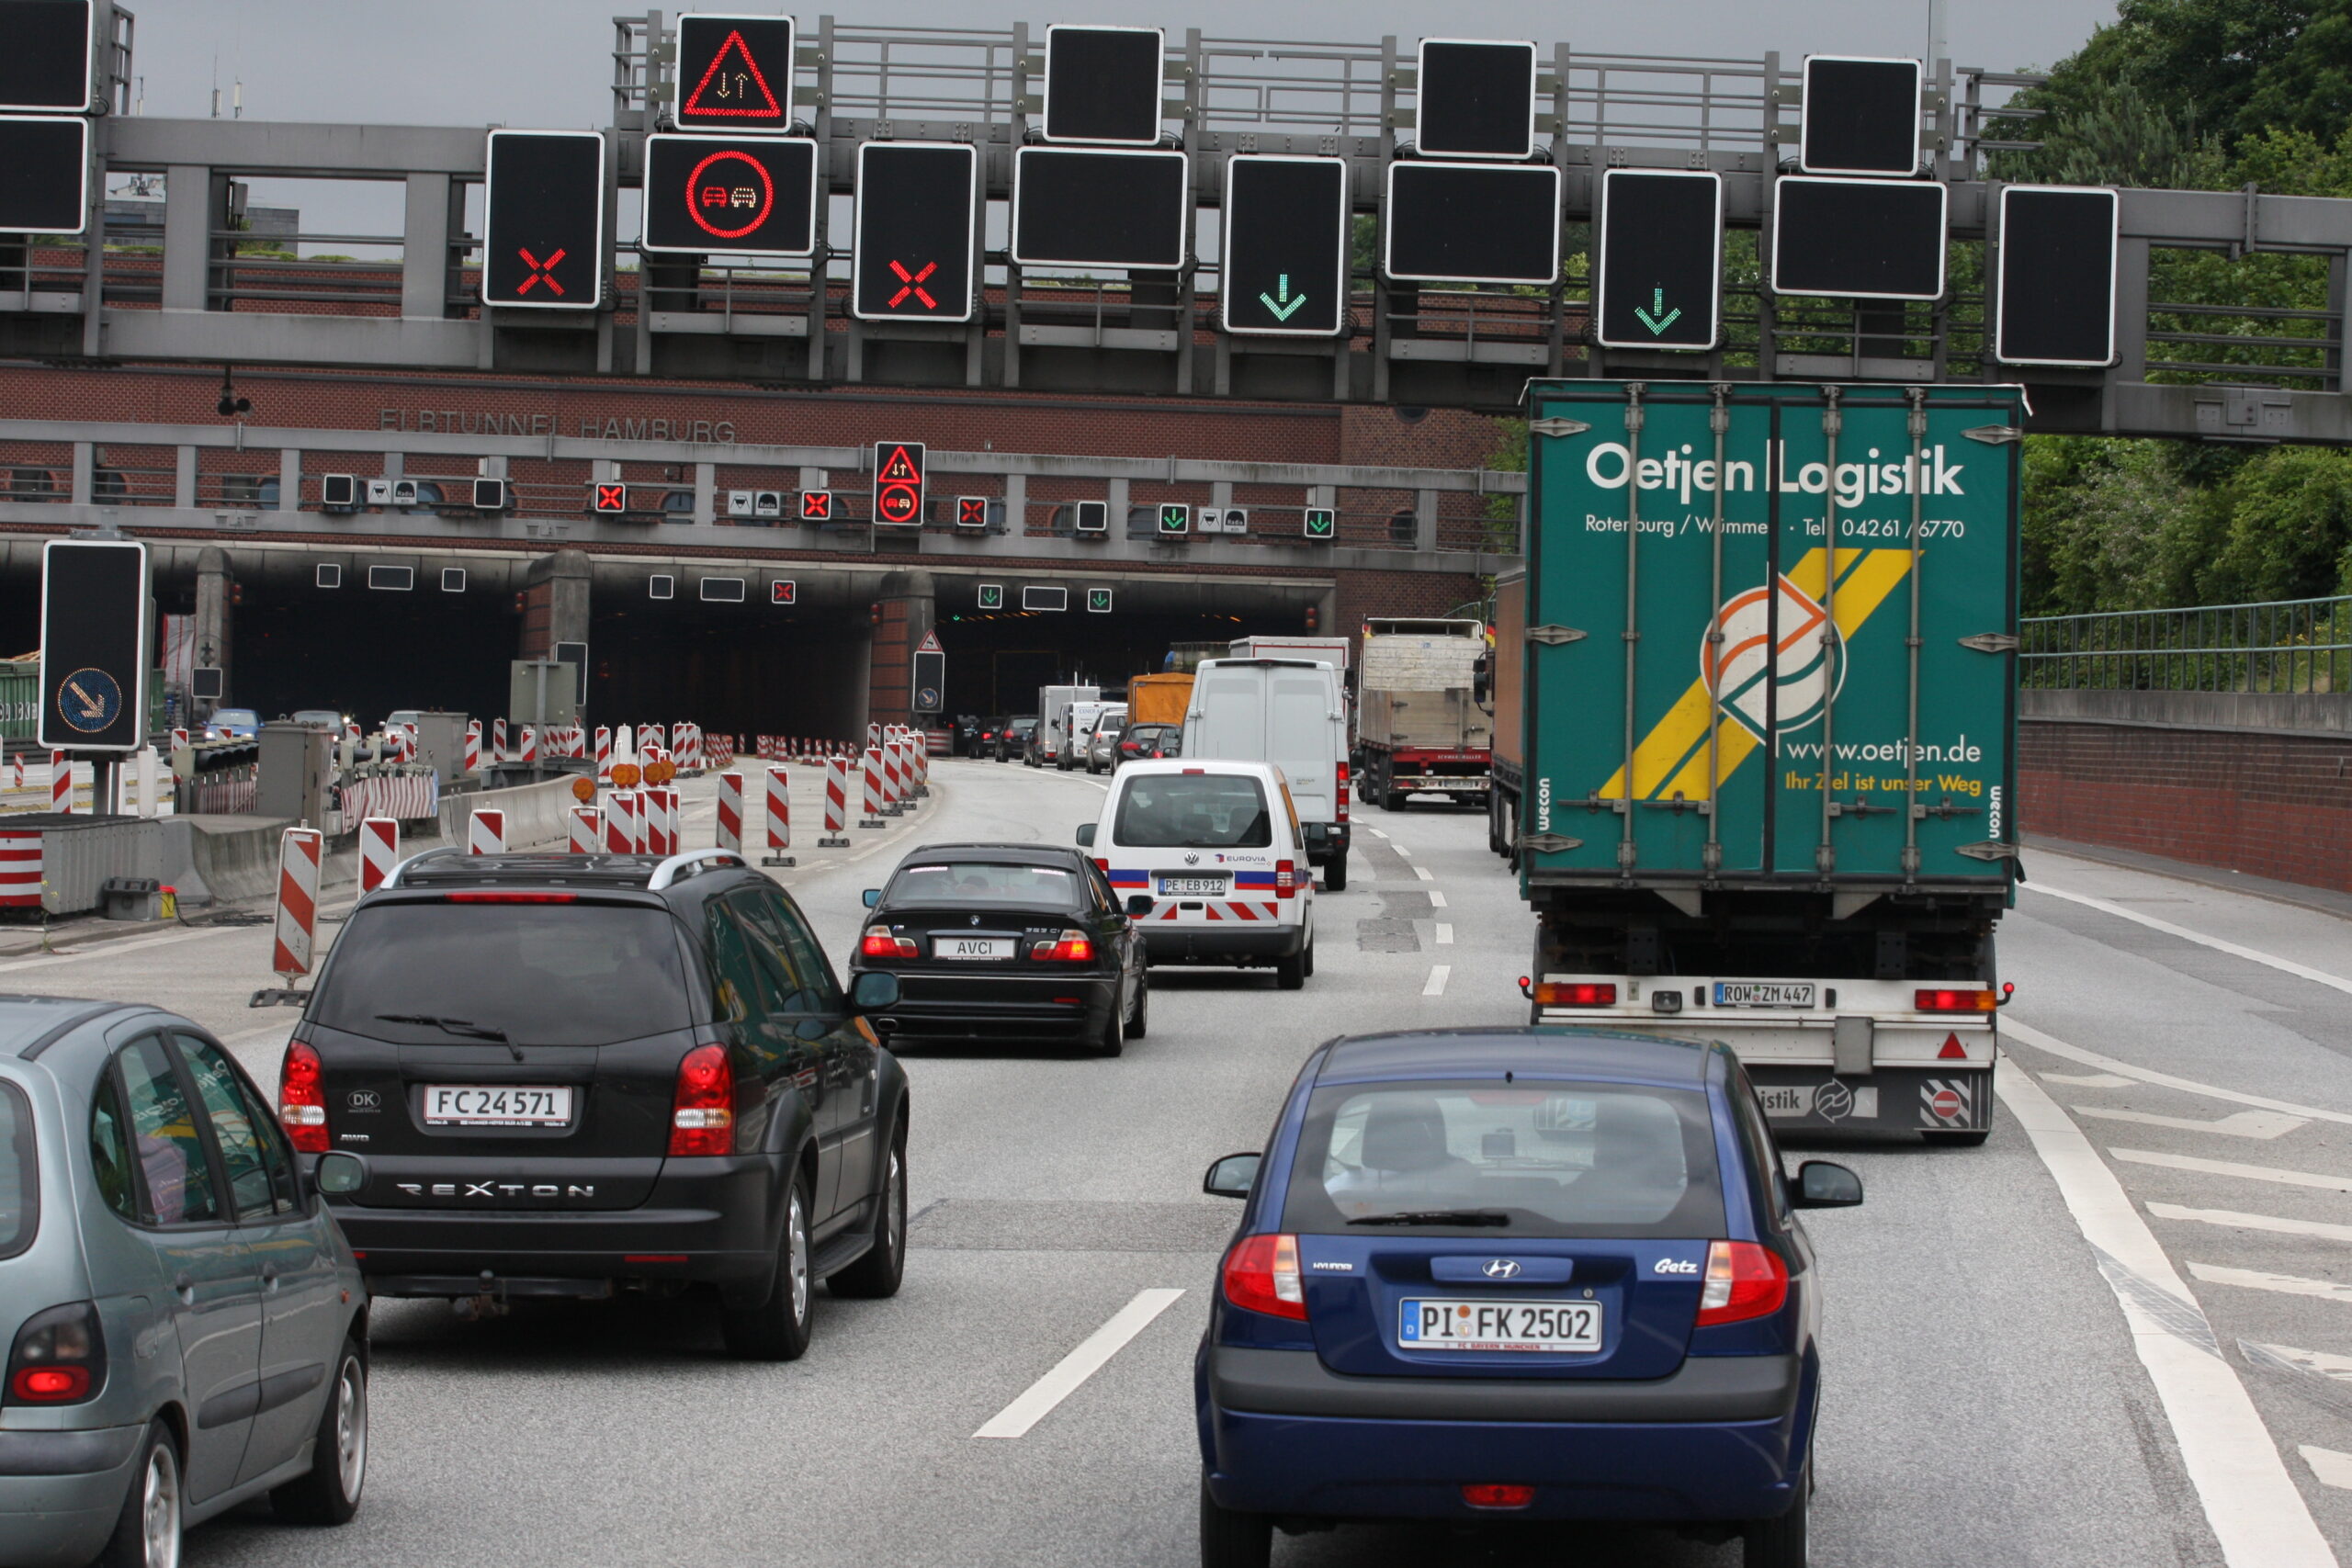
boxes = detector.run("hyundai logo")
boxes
[1481,1259,1521,1280]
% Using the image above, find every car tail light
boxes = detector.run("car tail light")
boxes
[667,1043,735,1156]
[1221,1233,1306,1321]
[1031,929,1094,962]
[1533,982,1618,1008]
[5,1303,105,1407]
[278,1038,330,1153]
[1336,761,1350,824]
[1461,1483,1534,1510]
[1275,861,1298,898]
[1915,987,1998,1013]
[1695,1241,1789,1326]
[861,925,919,959]
[444,891,578,903]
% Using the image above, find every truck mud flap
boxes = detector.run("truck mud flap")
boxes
[1746,1065,1996,1139]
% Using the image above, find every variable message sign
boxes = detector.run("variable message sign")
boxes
[853,142,978,321]
[642,133,817,254]
[1594,168,1721,350]
[1221,154,1348,336]
[482,130,605,310]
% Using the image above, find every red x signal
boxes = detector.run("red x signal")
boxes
[957,498,988,526]
[888,258,939,310]
[517,247,567,296]
[771,580,797,604]
[799,490,831,520]
[594,482,627,513]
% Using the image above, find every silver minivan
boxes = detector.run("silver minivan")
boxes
[0,998,368,1568]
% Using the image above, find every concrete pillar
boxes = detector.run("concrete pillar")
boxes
[866,568,935,731]
[522,548,593,661]
[193,547,233,705]
[174,446,197,509]
[277,447,301,511]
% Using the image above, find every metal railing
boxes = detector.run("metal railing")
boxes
[2021,595,2352,694]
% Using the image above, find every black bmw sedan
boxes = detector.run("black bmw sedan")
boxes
[853,843,1152,1056]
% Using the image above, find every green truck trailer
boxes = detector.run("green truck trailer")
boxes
[0,663,172,747]
[1493,380,2021,1143]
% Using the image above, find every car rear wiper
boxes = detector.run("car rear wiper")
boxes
[376,1013,523,1061]
[1346,1209,1511,1227]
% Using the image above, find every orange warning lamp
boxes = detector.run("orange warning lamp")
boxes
[650,759,675,784]
[571,776,596,804]
[613,761,641,788]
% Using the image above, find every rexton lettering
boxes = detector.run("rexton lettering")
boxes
[1585,441,1967,508]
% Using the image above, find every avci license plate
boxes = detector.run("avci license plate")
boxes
[1158,876,1228,897]
[1398,1299,1603,1353]
[423,1085,573,1127]
[935,937,1013,960]
[1713,981,1817,1008]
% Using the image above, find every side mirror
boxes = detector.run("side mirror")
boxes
[1203,1151,1261,1200]
[851,970,901,1012]
[862,887,882,908]
[1075,823,1096,846]
[314,1151,368,1197]
[1125,894,1155,918]
[1789,1160,1864,1210]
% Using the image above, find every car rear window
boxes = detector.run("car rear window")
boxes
[0,1082,34,1259]
[1281,1079,1725,1239]
[311,902,694,1045]
[888,863,1078,906]
[1114,773,1272,849]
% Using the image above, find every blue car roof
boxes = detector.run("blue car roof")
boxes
[0,995,132,1059]
[1315,1028,1724,1090]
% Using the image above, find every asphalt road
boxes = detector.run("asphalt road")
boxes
[14,756,2352,1567]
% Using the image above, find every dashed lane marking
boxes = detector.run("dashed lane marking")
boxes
[1414,865,1433,882]
[1434,923,1454,945]
[1423,965,1450,997]
[1367,829,1388,840]
[2074,1107,2309,1140]
[973,1288,1184,1439]
[1995,1062,2339,1567]
[2150,1204,2352,1245]
[2007,1018,2352,1128]
[2027,882,2352,998]
[1428,890,1447,908]
[2044,1071,2137,1088]
[2188,1263,2352,1305]
[2112,1148,2352,1193]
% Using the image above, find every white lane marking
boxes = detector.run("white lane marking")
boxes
[1994,1063,2338,1567]
[1389,843,1411,858]
[2074,1107,2308,1140]
[972,1288,1184,1439]
[2150,1204,2352,1244]
[1427,890,1447,908]
[1367,829,1388,840]
[2250,1342,2352,1380]
[2043,1071,2137,1088]
[1423,965,1450,997]
[2006,1018,2352,1128]
[2113,1148,2352,1193]
[1413,865,1433,882]
[2302,1447,2352,1490]
[2027,882,2352,998]
[2189,1263,2352,1305]
[1434,923,1454,945]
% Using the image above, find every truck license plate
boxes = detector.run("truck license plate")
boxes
[1713,982,1816,1008]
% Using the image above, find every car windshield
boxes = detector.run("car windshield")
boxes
[1281,1079,1726,1239]
[1114,773,1272,849]
[211,708,258,728]
[0,1083,31,1260]
[310,902,695,1045]
[888,862,1078,908]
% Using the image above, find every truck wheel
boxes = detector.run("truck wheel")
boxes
[1382,789,1408,812]
[1324,852,1348,892]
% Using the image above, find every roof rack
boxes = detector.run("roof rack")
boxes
[648,849,748,891]
[381,846,463,888]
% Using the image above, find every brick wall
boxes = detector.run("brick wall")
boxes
[2019,718,2352,892]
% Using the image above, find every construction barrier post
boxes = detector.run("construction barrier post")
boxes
[465,720,482,774]
[50,751,71,815]
[646,787,678,856]
[820,757,851,846]
[468,808,506,856]
[357,817,399,893]
[252,827,322,1006]
[715,772,744,853]
[605,791,639,854]
[569,806,601,854]
[763,766,795,866]
[860,748,888,829]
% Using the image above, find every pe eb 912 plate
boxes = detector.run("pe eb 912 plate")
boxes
[1397,1298,1602,1353]
[423,1085,574,1127]
[1158,876,1228,897]
[1713,981,1816,1008]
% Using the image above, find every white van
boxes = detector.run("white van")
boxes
[1180,658,1353,891]
[1078,759,1316,987]
[1068,701,1125,773]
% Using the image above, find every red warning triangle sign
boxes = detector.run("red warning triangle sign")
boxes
[684,29,784,119]
[918,630,943,652]
[877,445,923,483]
[1939,1033,1968,1059]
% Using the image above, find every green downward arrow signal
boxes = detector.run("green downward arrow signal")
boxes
[1260,274,1308,321]
[1633,285,1683,336]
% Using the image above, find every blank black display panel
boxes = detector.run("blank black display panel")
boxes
[1012,148,1187,269]
[1043,26,1164,145]
[1595,169,1721,349]
[1996,186,2119,366]
[1771,176,1946,300]
[853,142,978,321]
[0,115,85,232]
[0,1,90,113]
[482,131,605,309]
[1384,162,1560,285]
[1800,56,1922,176]
[1417,39,1537,160]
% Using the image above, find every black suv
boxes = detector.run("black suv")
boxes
[281,848,909,1361]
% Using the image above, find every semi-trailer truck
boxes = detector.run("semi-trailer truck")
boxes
[1505,379,2022,1144]
[1355,618,1492,812]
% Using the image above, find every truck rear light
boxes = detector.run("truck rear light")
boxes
[667,1043,736,1156]
[5,1303,105,1407]
[1221,1233,1306,1321]
[1461,1483,1535,1510]
[861,925,919,959]
[278,1038,330,1153]
[1695,1240,1789,1325]
[1915,987,1998,1013]
[1533,982,1618,1007]
[1031,929,1095,962]
[1275,861,1297,897]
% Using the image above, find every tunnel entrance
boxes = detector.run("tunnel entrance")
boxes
[232,569,519,727]
[589,595,869,741]
[933,602,1317,716]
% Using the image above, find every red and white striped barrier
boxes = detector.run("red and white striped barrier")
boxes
[861,747,887,828]
[763,766,794,865]
[170,727,190,753]
[820,756,851,845]
[50,752,71,815]
[708,733,734,769]
[7,753,21,791]
[605,791,639,853]
[272,828,323,977]
[594,726,613,780]
[569,805,601,855]
[645,787,678,856]
[884,741,906,812]
[357,817,399,894]
[0,829,40,908]
[465,720,482,773]
[715,772,744,852]
[491,717,508,763]
[519,726,538,764]
[642,723,666,755]
[468,808,506,856]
